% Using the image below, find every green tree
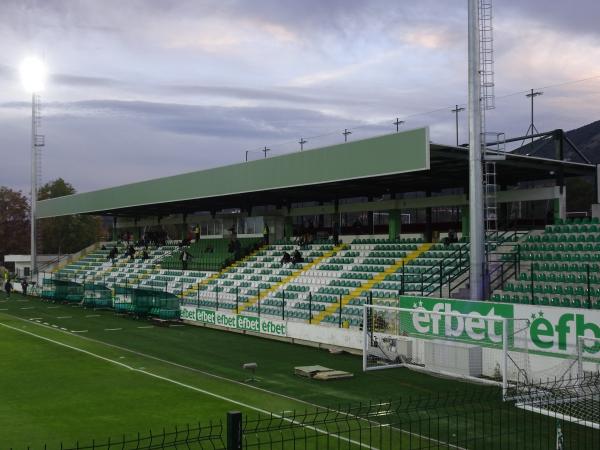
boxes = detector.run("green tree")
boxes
[0,187,30,262]
[38,178,103,254]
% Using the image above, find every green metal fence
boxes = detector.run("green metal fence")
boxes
[34,382,599,449]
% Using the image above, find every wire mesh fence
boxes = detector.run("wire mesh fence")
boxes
[25,385,600,449]
[45,421,225,450]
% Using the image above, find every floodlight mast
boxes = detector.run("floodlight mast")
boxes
[30,92,37,277]
[20,57,46,279]
[468,0,485,299]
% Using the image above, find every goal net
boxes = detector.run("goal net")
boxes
[363,303,600,430]
[362,304,509,390]
[509,337,600,430]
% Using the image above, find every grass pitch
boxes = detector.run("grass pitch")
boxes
[1,292,578,449]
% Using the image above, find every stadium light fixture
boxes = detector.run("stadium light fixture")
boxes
[20,56,47,93]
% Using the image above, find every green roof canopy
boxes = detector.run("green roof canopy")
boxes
[37,128,430,218]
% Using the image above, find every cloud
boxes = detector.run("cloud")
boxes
[51,73,123,88]
[0,98,359,140]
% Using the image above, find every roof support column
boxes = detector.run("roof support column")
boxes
[111,217,118,241]
[468,0,485,300]
[389,209,401,241]
[425,190,433,242]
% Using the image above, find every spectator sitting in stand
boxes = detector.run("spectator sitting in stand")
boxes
[107,246,118,264]
[127,244,136,260]
[281,251,291,265]
[292,249,304,265]
[443,229,458,247]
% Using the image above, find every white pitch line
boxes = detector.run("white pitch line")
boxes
[169,324,185,327]
[0,308,8,311]
[29,318,43,320]
[137,326,154,329]
[104,328,122,331]
[56,316,72,319]
[20,307,34,310]
[47,306,60,309]
[0,322,379,450]
[1,310,463,450]
[85,314,100,318]
[71,330,88,333]
[60,327,68,331]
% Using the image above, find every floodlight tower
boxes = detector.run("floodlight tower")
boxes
[467,0,485,299]
[20,56,47,278]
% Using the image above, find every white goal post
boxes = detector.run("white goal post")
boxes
[362,304,510,395]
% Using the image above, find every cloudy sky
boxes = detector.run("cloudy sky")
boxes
[1,0,599,194]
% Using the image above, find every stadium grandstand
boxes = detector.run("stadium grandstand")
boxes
[33,128,598,322]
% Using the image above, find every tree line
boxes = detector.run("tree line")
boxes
[0,178,103,264]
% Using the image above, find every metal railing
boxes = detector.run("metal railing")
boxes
[414,243,470,297]
[488,248,520,294]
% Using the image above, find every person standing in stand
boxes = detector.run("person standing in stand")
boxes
[4,276,12,298]
[20,279,29,296]
[180,248,192,271]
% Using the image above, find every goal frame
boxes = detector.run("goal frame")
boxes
[362,304,509,396]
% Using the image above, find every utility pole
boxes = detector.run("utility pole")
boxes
[245,150,249,162]
[342,129,352,142]
[262,146,270,158]
[524,89,543,147]
[299,137,307,151]
[393,118,405,132]
[451,105,465,146]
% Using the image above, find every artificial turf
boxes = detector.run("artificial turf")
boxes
[1,292,591,449]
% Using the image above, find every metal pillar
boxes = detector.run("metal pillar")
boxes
[468,0,485,300]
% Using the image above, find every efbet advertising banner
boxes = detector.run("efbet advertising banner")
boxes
[396,297,600,360]
[513,305,600,358]
[397,296,513,348]
[180,305,286,337]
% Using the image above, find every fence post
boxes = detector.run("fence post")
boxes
[401,263,405,294]
[197,282,200,307]
[338,293,342,328]
[282,290,285,320]
[309,292,312,324]
[530,264,534,304]
[236,287,239,314]
[227,411,242,450]
[258,287,261,318]
[439,260,443,297]
[420,273,424,296]
[216,284,219,311]
[587,263,591,309]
